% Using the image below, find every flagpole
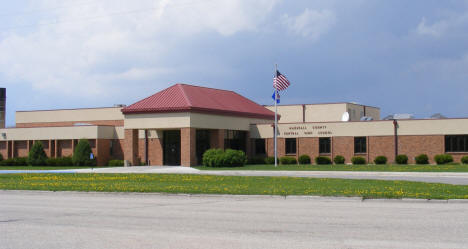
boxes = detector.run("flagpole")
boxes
[274,64,278,167]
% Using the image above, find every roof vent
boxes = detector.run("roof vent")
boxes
[360,116,374,121]
[384,114,414,120]
[114,104,126,107]
[429,113,447,119]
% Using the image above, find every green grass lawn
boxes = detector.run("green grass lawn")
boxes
[0,166,120,170]
[195,164,468,172]
[1,173,468,199]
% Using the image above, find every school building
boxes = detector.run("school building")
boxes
[0,83,467,166]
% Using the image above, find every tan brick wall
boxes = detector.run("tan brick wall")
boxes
[332,136,354,164]
[368,136,395,163]
[16,120,123,128]
[181,128,196,166]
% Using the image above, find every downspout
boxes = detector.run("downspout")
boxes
[145,130,149,165]
[302,104,305,123]
[393,119,398,160]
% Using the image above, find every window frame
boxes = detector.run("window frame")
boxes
[354,136,367,154]
[319,137,331,154]
[285,138,297,155]
[445,135,468,152]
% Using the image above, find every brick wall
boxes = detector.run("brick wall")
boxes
[0,141,6,159]
[181,128,196,166]
[123,129,139,166]
[332,136,354,164]
[16,120,124,128]
[399,135,444,164]
[297,137,319,162]
[368,136,395,163]
[14,140,28,157]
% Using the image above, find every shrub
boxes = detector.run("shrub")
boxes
[333,155,345,164]
[395,154,408,165]
[202,149,247,167]
[202,149,224,167]
[315,156,332,165]
[108,159,124,166]
[264,156,275,165]
[248,156,266,165]
[73,139,94,166]
[415,154,429,165]
[28,141,48,166]
[222,149,247,167]
[351,156,366,165]
[462,156,468,165]
[434,154,453,165]
[298,154,311,164]
[47,157,74,166]
[0,157,27,166]
[374,156,387,165]
[280,156,297,165]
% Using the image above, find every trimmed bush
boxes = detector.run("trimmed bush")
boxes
[108,159,124,166]
[315,156,332,165]
[248,156,266,165]
[264,156,275,165]
[47,157,74,166]
[462,156,468,165]
[333,155,345,164]
[395,154,408,165]
[434,154,453,165]
[222,149,247,167]
[202,149,224,167]
[28,141,48,166]
[0,157,27,166]
[202,149,247,167]
[351,156,366,165]
[374,156,387,165]
[280,156,297,165]
[298,154,311,164]
[415,154,429,165]
[73,139,94,166]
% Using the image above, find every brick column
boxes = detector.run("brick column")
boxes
[7,141,12,159]
[54,140,58,158]
[210,129,225,150]
[181,128,196,167]
[124,129,139,166]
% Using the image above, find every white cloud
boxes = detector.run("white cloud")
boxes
[0,0,279,101]
[416,11,468,37]
[281,8,336,40]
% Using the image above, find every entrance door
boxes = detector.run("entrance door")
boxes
[163,130,181,166]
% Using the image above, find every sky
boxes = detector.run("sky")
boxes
[0,0,467,126]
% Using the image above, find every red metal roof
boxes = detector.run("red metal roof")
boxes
[122,84,275,120]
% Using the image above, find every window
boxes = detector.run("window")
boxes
[354,137,367,153]
[445,135,468,152]
[319,137,331,154]
[255,139,266,155]
[285,138,296,154]
[224,130,246,152]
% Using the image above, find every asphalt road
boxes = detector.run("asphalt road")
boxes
[1,191,468,249]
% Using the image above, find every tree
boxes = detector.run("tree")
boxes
[73,139,93,166]
[28,141,47,166]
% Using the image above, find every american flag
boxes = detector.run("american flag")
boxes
[273,70,290,91]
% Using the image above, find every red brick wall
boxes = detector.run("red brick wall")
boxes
[96,139,111,166]
[0,141,6,159]
[368,136,395,163]
[297,137,318,162]
[181,128,196,166]
[332,136,354,164]
[14,140,28,157]
[399,135,444,164]
[123,129,139,166]
[16,120,124,128]
[57,140,73,157]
